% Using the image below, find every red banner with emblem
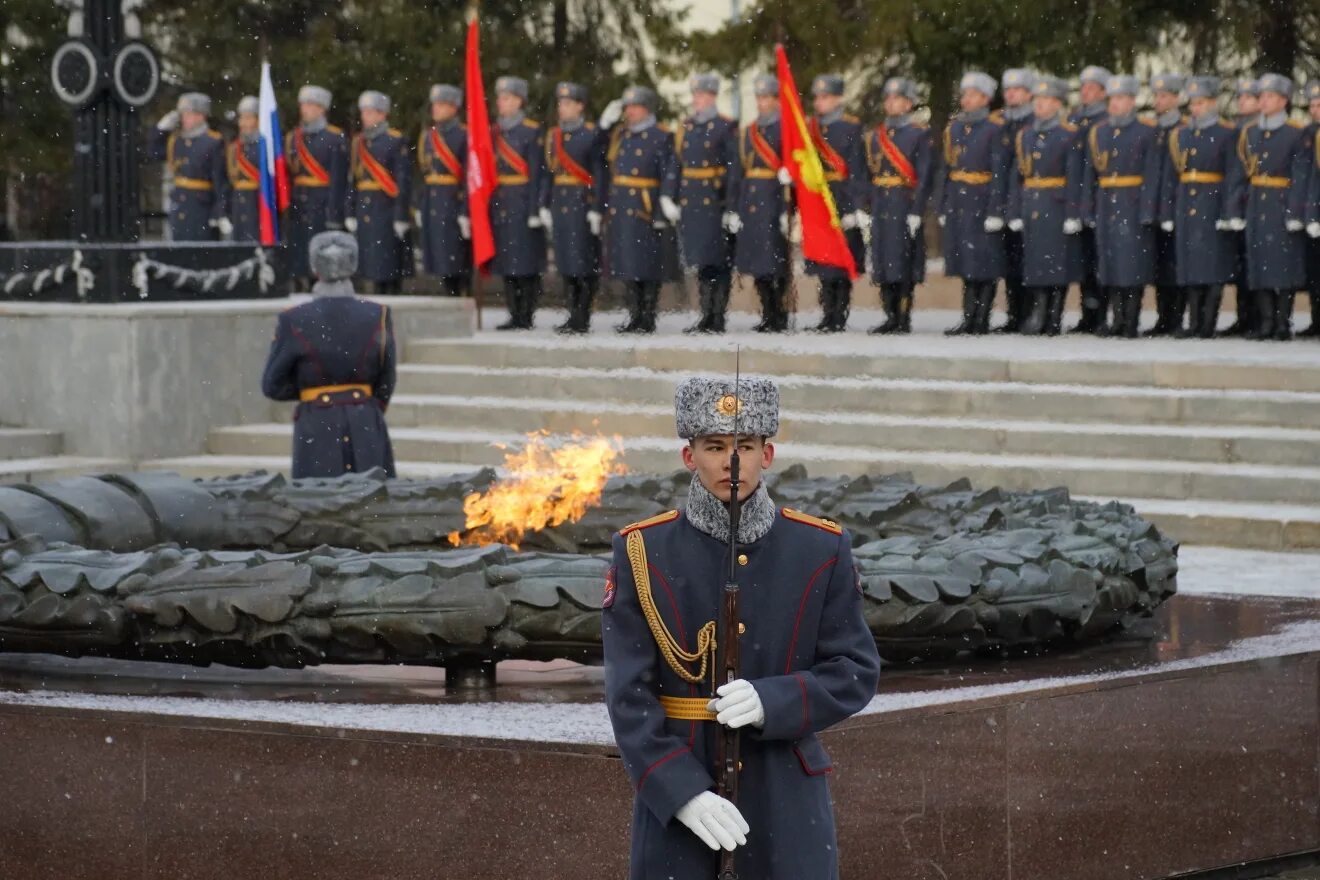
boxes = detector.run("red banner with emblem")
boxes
[465,17,497,270]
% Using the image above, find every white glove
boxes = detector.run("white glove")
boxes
[906,214,922,236]
[412,209,423,229]
[1085,218,1097,229]
[587,210,602,236]
[1160,220,1174,233]
[1308,222,1320,239]
[852,211,872,231]
[393,221,409,240]
[777,167,793,186]
[216,217,233,237]
[1227,217,1246,232]
[1286,219,1303,233]
[527,213,543,229]
[937,214,946,228]
[156,110,179,131]
[779,212,790,236]
[660,196,682,225]
[1007,218,1024,232]
[344,217,358,233]
[1214,219,1228,231]
[722,212,743,234]
[1062,218,1082,235]
[652,219,668,230]
[538,207,554,230]
[840,212,857,230]
[458,215,471,239]
[707,679,765,729]
[983,216,1004,233]
[674,792,749,852]
[599,99,623,130]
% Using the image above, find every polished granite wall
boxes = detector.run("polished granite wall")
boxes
[1,649,1315,879]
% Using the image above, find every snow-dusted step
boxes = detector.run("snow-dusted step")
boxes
[409,335,1320,393]
[206,424,1320,506]
[384,393,1320,468]
[394,363,1320,429]
[0,428,62,461]
[0,456,130,485]
[138,454,481,481]
[1079,497,1320,552]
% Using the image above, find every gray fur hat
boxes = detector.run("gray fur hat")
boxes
[1001,68,1034,91]
[495,76,529,100]
[176,92,211,115]
[1105,74,1140,97]
[237,95,259,116]
[298,85,332,109]
[1033,75,1069,101]
[430,84,463,107]
[753,74,779,97]
[675,376,780,440]
[1257,72,1293,98]
[690,72,721,95]
[556,81,588,103]
[1236,76,1260,97]
[959,71,997,98]
[1185,76,1222,100]
[357,90,391,113]
[883,77,919,103]
[1150,72,1186,94]
[1079,66,1113,87]
[811,74,845,97]
[309,230,358,281]
[621,85,658,112]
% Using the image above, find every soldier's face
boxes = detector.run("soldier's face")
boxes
[1237,93,1259,115]
[496,92,523,117]
[1003,86,1030,107]
[432,101,457,123]
[359,107,386,128]
[299,102,325,124]
[959,89,989,112]
[1079,81,1106,105]
[557,97,584,123]
[1153,90,1180,114]
[1032,95,1062,119]
[1107,94,1136,117]
[1188,96,1216,119]
[1258,91,1287,116]
[813,93,842,116]
[691,91,716,114]
[755,94,777,116]
[883,94,912,117]
[683,436,774,502]
[238,112,258,135]
[1310,98,1320,121]
[623,103,650,125]
[180,110,206,131]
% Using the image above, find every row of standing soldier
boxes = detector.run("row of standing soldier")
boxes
[150,67,1320,340]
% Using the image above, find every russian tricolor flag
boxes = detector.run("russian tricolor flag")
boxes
[257,62,290,246]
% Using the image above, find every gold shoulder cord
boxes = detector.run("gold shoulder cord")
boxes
[626,529,716,685]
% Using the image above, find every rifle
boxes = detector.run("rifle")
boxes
[714,349,743,880]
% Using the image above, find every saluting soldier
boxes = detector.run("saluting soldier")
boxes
[1158,76,1243,338]
[1083,75,1162,338]
[1301,80,1320,338]
[941,71,1010,336]
[345,91,412,296]
[602,375,881,880]
[1220,77,1260,336]
[489,76,548,330]
[415,84,471,299]
[807,74,867,332]
[997,68,1036,332]
[147,92,230,241]
[863,77,933,335]
[675,73,738,334]
[1007,75,1084,336]
[227,95,262,242]
[1069,66,1112,333]
[726,74,792,333]
[1146,73,1188,336]
[1235,73,1310,340]
[543,81,607,334]
[602,86,679,334]
[285,85,348,291]
[260,230,397,480]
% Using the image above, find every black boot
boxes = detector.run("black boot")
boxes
[771,276,791,331]
[945,281,976,335]
[1120,288,1142,338]
[442,274,468,298]
[869,284,902,334]
[556,278,588,334]
[616,281,645,333]
[685,275,715,334]
[518,276,540,329]
[971,282,996,335]
[1219,286,1254,336]
[710,274,731,333]
[1070,278,1103,333]
[1143,285,1174,336]
[896,284,913,333]
[1298,289,1320,338]
[753,277,779,332]
[1092,287,1115,336]
[1273,290,1294,341]
[1020,288,1048,336]
[832,280,852,331]
[995,278,1024,333]
[496,277,522,330]
[1249,290,1275,340]
[1177,287,1203,339]
[1198,286,1223,338]
[813,280,837,332]
[1045,287,1066,336]
[640,282,660,333]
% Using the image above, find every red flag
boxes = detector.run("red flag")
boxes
[465,18,497,271]
[776,44,857,278]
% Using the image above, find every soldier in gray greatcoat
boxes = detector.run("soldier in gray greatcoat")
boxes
[147,92,230,241]
[345,91,413,295]
[415,84,471,298]
[227,95,262,243]
[491,76,549,330]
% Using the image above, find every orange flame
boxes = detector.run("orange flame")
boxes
[448,430,628,549]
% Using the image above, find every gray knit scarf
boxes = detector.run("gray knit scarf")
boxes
[684,471,777,545]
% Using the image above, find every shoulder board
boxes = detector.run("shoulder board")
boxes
[387,127,403,137]
[781,508,842,535]
[719,114,735,123]
[523,118,542,129]
[326,124,344,134]
[1219,118,1235,130]
[1288,118,1306,129]
[206,129,223,139]
[657,123,671,133]
[620,510,679,534]
[1138,117,1156,126]
[912,121,929,129]
[989,110,1004,122]
[842,113,860,124]
[585,121,596,130]
[1061,121,1079,132]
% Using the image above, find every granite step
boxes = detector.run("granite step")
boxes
[0,428,63,461]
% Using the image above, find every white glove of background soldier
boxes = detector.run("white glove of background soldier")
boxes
[660,196,682,225]
[722,212,742,234]
[906,214,922,236]
[393,221,409,240]
[1160,220,1174,232]
[777,167,793,186]
[1227,217,1246,232]
[1007,218,1024,232]
[851,211,872,231]
[156,110,179,131]
[707,678,765,729]
[533,207,553,230]
[983,216,1004,233]
[674,791,749,852]
[344,217,358,233]
[1308,222,1320,239]
[1062,218,1082,235]
[587,210,602,236]
[214,217,233,237]
[1286,219,1304,233]
[599,99,623,130]
[412,209,423,230]
[458,215,471,239]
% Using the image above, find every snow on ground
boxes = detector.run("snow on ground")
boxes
[1176,545,1320,598]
